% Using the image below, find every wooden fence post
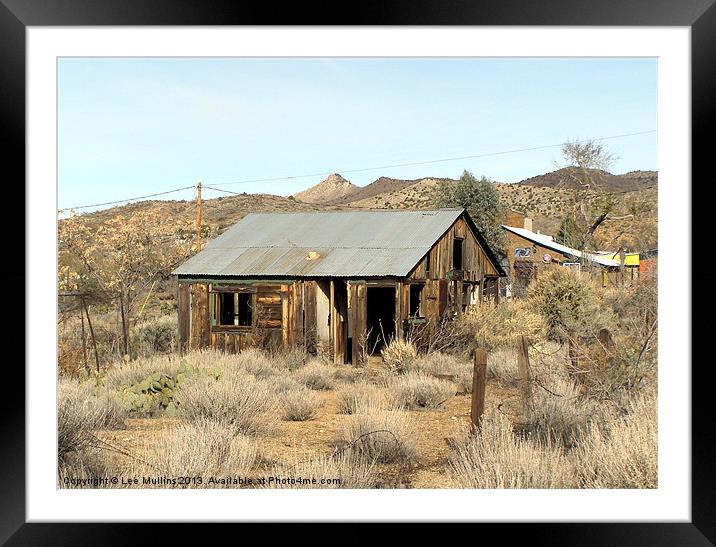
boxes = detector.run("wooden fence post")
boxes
[517,335,533,412]
[471,348,487,431]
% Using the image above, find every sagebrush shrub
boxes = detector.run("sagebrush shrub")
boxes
[486,348,520,386]
[277,347,309,371]
[58,447,116,488]
[380,339,418,374]
[265,452,377,489]
[296,360,335,390]
[409,352,472,394]
[388,372,456,410]
[130,315,177,357]
[571,391,657,488]
[177,370,278,435]
[336,382,390,415]
[280,387,324,421]
[521,375,604,447]
[340,403,418,464]
[227,348,280,379]
[448,411,574,488]
[527,267,611,344]
[58,380,125,461]
[458,299,545,351]
[149,418,258,487]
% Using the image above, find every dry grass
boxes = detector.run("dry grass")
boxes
[265,452,378,489]
[147,418,258,487]
[58,321,657,490]
[280,387,324,421]
[332,365,363,384]
[58,380,126,461]
[295,360,335,390]
[339,403,419,464]
[267,375,304,393]
[408,353,473,394]
[275,347,309,371]
[571,391,657,488]
[58,447,116,488]
[380,339,418,374]
[448,410,573,488]
[336,382,390,414]
[227,348,281,378]
[388,372,456,410]
[522,375,605,447]
[486,348,520,387]
[176,370,278,435]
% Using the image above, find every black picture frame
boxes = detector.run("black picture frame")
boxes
[2,1,708,543]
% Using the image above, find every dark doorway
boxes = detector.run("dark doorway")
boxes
[333,279,349,364]
[366,286,396,354]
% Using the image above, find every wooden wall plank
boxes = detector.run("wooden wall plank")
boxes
[304,280,317,353]
[348,280,367,366]
[177,283,190,352]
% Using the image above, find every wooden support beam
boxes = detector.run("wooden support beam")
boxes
[517,335,533,412]
[470,348,487,431]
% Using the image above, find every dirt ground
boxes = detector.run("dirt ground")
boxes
[98,377,519,489]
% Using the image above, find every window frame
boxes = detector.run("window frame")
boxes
[408,282,425,319]
[209,286,257,332]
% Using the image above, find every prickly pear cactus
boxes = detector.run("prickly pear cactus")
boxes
[119,371,185,416]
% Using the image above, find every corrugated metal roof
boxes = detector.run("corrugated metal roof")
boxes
[174,209,465,277]
[501,224,621,267]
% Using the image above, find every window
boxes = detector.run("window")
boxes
[212,290,253,327]
[453,237,464,270]
[409,284,423,317]
[424,253,431,278]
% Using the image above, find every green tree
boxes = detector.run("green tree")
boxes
[436,170,505,254]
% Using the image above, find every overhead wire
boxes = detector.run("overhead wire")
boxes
[59,129,656,211]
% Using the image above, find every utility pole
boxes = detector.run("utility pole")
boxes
[196,180,202,249]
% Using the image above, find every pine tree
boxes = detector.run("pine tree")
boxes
[436,170,505,255]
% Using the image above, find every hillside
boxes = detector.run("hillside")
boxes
[340,171,658,250]
[293,173,359,204]
[329,176,445,205]
[67,167,658,253]
[518,167,657,192]
[348,177,451,209]
[83,192,346,236]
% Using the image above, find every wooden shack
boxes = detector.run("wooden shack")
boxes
[501,220,640,297]
[173,209,505,365]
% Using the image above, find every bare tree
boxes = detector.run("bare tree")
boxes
[555,140,620,264]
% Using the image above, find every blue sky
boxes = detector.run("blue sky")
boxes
[58,58,657,212]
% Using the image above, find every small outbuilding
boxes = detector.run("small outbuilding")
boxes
[501,221,640,297]
[172,209,505,365]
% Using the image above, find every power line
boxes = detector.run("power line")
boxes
[59,185,195,212]
[201,186,242,196]
[207,130,657,187]
[59,129,656,210]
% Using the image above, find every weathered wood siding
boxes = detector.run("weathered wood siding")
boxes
[347,280,367,365]
[407,215,501,314]
[408,217,499,281]
[177,283,190,352]
[178,280,299,353]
